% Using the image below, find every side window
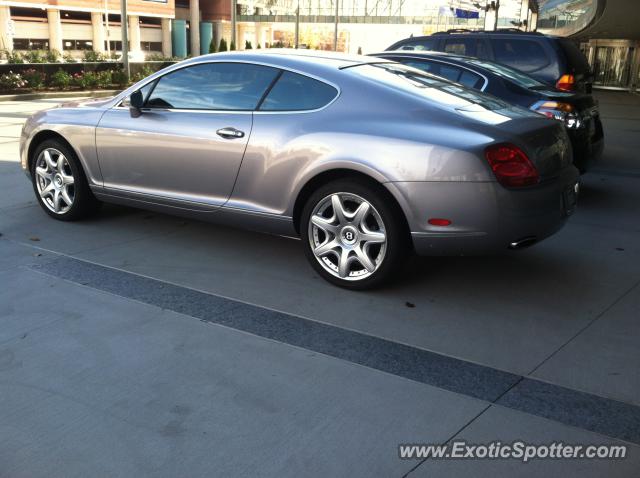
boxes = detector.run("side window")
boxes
[458,70,484,89]
[146,62,279,110]
[397,39,436,51]
[121,81,154,107]
[443,38,477,56]
[490,39,550,71]
[259,71,337,111]
[401,60,437,74]
[437,65,463,82]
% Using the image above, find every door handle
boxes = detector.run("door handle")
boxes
[216,127,245,139]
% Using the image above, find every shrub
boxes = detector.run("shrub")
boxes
[218,38,228,52]
[83,50,105,62]
[72,71,99,89]
[256,43,261,49]
[96,70,112,88]
[245,40,252,50]
[111,69,128,86]
[50,69,72,89]
[22,68,46,89]
[131,65,154,83]
[4,50,24,64]
[0,71,26,90]
[24,50,46,63]
[209,38,217,53]
[46,49,61,63]
[63,52,76,63]
[229,41,236,51]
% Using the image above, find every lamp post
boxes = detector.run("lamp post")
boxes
[294,0,300,48]
[120,0,129,80]
[333,0,339,51]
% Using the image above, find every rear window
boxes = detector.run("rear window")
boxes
[397,39,437,51]
[490,39,550,72]
[557,38,590,73]
[259,71,337,111]
[444,38,477,56]
[400,59,484,90]
[348,63,506,111]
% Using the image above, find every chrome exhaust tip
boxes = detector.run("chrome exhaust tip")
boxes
[509,236,538,250]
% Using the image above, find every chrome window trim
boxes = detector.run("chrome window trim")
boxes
[112,59,341,114]
[375,54,490,92]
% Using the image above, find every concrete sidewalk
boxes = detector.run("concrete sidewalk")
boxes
[1,93,640,477]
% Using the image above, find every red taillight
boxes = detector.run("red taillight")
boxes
[485,143,539,188]
[428,218,452,226]
[556,74,575,91]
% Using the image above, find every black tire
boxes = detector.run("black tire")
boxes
[30,138,101,221]
[300,178,409,290]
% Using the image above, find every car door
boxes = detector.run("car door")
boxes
[95,62,279,209]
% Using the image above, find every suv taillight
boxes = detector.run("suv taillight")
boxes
[485,143,539,188]
[556,74,575,91]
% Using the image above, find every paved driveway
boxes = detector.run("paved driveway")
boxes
[1,92,639,477]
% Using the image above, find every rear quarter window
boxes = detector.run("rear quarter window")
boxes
[490,39,550,72]
[259,71,337,111]
[557,38,590,74]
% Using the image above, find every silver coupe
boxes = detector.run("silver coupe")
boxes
[20,51,579,289]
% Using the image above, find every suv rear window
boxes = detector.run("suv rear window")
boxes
[397,39,437,51]
[557,38,590,74]
[490,39,549,72]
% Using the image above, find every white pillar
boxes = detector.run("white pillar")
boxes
[519,0,530,30]
[484,9,496,31]
[161,17,172,57]
[47,9,63,52]
[254,22,263,48]
[129,15,141,52]
[0,6,13,51]
[91,12,105,52]
[213,20,223,49]
[190,0,200,55]
[530,11,538,31]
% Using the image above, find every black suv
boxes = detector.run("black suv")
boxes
[386,29,593,94]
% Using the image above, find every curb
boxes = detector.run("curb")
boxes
[0,89,121,101]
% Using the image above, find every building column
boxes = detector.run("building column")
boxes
[47,9,63,52]
[254,23,263,48]
[237,23,245,49]
[172,19,187,58]
[200,21,212,54]
[519,0,529,29]
[161,17,172,57]
[128,15,141,52]
[213,20,223,50]
[91,12,105,52]
[0,6,13,51]
[190,0,200,56]
[529,11,538,31]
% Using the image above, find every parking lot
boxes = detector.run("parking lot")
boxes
[1,91,639,477]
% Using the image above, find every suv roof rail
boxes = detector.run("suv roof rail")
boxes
[431,28,544,36]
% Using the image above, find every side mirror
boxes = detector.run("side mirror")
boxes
[129,90,144,118]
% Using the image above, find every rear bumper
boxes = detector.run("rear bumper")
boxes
[387,165,580,256]
[569,117,604,173]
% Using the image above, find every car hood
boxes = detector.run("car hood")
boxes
[58,96,115,109]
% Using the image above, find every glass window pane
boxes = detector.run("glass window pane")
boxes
[398,39,436,51]
[490,39,550,71]
[146,62,279,110]
[458,70,483,89]
[444,39,477,56]
[260,71,337,111]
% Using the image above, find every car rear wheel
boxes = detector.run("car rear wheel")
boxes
[301,179,408,290]
[31,139,101,221]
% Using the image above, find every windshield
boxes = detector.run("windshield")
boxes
[348,62,508,111]
[463,58,548,89]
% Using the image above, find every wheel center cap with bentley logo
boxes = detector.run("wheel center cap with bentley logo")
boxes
[340,226,358,246]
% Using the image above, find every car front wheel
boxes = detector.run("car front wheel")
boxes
[31,139,100,221]
[301,179,408,290]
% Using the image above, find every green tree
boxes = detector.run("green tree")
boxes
[218,38,228,52]
[209,38,217,53]
[245,40,252,50]
[257,43,261,49]
[229,41,236,51]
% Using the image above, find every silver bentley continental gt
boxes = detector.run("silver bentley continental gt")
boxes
[20,50,580,289]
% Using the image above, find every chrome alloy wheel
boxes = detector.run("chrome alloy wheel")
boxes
[34,148,75,215]
[308,192,387,281]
